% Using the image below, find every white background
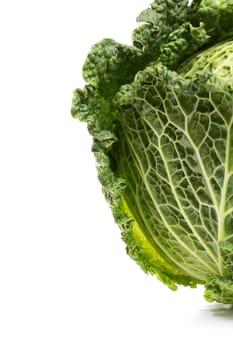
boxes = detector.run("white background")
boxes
[0,0,233,349]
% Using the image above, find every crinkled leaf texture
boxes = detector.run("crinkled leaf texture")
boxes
[72,0,233,304]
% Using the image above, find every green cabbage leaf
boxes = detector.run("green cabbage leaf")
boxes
[72,0,233,304]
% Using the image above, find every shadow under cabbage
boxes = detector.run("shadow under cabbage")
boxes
[204,304,233,319]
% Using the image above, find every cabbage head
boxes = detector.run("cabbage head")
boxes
[72,0,233,304]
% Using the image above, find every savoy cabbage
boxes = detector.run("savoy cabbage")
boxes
[72,0,233,304]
